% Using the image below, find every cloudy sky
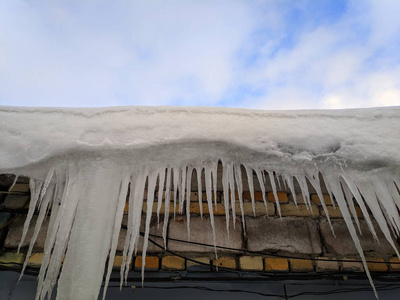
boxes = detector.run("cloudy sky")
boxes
[1,0,400,109]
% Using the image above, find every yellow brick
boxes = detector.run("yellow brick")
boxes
[155,191,175,200]
[234,202,274,216]
[9,183,30,193]
[239,256,263,271]
[389,257,400,271]
[320,206,363,218]
[0,252,25,265]
[190,203,226,215]
[264,258,289,272]
[202,191,219,202]
[187,257,210,268]
[134,256,159,271]
[341,257,364,272]
[162,256,185,270]
[267,192,288,203]
[280,204,319,217]
[243,191,265,202]
[311,194,333,205]
[366,258,388,272]
[28,253,43,268]
[289,258,314,272]
[315,257,339,272]
[113,255,132,269]
[212,257,236,269]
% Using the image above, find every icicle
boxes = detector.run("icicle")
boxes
[20,183,55,279]
[284,173,297,205]
[211,163,218,209]
[355,178,400,258]
[340,177,362,235]
[102,172,130,300]
[196,166,203,217]
[372,175,400,236]
[254,168,268,215]
[323,173,378,299]
[185,166,193,240]
[234,164,246,232]
[221,162,231,235]
[267,170,281,218]
[141,170,158,283]
[227,162,236,228]
[306,171,334,233]
[204,165,218,258]
[245,165,256,217]
[18,178,43,253]
[173,167,179,219]
[178,166,187,214]
[387,179,400,211]
[156,168,166,224]
[162,168,172,249]
[341,174,378,241]
[8,175,19,192]
[121,168,147,287]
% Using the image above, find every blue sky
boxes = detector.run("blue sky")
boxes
[1,0,400,109]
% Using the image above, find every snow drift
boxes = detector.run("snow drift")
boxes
[0,105,399,299]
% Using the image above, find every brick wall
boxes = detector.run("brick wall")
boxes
[1,173,399,275]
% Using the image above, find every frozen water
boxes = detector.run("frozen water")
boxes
[0,105,399,299]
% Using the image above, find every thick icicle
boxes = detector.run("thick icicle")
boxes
[156,168,166,224]
[196,166,203,217]
[234,164,246,232]
[324,173,378,299]
[185,166,193,239]
[245,165,256,217]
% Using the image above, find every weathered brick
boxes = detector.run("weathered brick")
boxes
[243,191,264,202]
[320,219,398,256]
[0,252,25,265]
[134,256,159,271]
[367,257,388,272]
[3,195,30,210]
[168,216,243,253]
[320,206,363,219]
[9,183,30,193]
[235,202,274,216]
[161,256,185,270]
[388,257,400,271]
[267,192,288,203]
[289,258,314,272]
[311,194,333,206]
[142,202,179,215]
[187,257,210,270]
[341,257,364,272]
[28,253,43,268]
[4,215,48,249]
[239,256,263,271]
[315,257,339,272]
[246,217,322,254]
[264,258,289,272]
[190,203,226,215]
[212,257,236,269]
[113,255,124,269]
[280,204,318,218]
[118,217,164,253]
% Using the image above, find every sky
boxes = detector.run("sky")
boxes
[1,0,400,110]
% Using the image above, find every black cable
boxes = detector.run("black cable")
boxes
[1,207,398,266]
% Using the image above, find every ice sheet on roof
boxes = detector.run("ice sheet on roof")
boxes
[0,106,399,299]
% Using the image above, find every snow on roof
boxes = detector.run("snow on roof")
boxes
[1,105,399,299]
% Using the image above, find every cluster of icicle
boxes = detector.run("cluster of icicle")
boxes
[15,159,400,300]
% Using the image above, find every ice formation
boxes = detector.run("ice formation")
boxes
[0,105,399,299]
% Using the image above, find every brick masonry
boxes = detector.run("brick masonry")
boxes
[1,174,400,276]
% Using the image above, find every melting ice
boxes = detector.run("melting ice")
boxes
[0,106,400,299]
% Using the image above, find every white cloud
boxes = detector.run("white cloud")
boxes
[0,0,400,109]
